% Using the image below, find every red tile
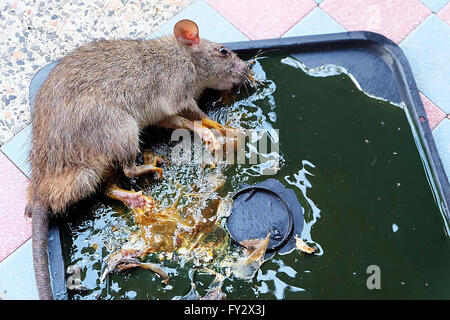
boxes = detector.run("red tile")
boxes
[321,0,431,43]
[0,152,31,262]
[420,93,446,130]
[206,0,317,40]
[438,2,450,26]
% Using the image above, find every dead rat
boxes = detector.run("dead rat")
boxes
[26,19,250,300]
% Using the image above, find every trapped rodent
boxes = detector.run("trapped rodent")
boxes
[27,19,249,300]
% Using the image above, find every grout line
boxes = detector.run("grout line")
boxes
[317,4,349,32]
[419,91,449,132]
[278,3,316,38]
[420,90,447,111]
[280,4,348,37]
[0,123,29,148]
[0,236,32,265]
[0,120,32,148]
[0,149,30,180]
[0,150,31,264]
[398,10,433,44]
[433,118,445,132]
[202,0,254,39]
[419,91,445,112]
[399,11,434,46]
[433,117,450,133]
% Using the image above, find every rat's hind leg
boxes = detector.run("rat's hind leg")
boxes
[105,183,155,209]
[35,166,108,214]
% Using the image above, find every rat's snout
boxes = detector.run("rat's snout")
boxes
[232,58,249,74]
[231,58,250,84]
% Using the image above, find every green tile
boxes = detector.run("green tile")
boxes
[400,15,450,113]
[0,240,39,300]
[283,7,346,37]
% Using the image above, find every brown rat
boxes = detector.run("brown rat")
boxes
[26,19,249,300]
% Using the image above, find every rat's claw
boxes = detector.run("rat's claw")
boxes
[106,184,156,209]
[151,167,163,179]
[143,151,164,166]
[141,151,165,179]
[200,117,245,143]
[201,118,225,131]
[197,126,222,153]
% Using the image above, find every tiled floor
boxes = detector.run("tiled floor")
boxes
[283,7,345,37]
[0,152,30,263]
[400,14,450,113]
[205,0,317,39]
[439,2,450,22]
[1,0,449,299]
[321,0,431,43]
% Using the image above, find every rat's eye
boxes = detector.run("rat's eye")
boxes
[218,46,230,56]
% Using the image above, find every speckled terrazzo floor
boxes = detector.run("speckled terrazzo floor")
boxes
[0,0,193,146]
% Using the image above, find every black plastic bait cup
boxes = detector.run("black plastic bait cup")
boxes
[226,179,304,254]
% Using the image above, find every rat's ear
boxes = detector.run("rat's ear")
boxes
[174,19,200,46]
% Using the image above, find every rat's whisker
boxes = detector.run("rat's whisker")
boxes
[249,48,280,61]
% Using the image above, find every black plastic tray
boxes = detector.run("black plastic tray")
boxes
[29,31,450,299]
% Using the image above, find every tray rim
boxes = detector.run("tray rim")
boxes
[41,31,449,299]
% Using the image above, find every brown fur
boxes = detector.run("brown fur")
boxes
[27,21,248,299]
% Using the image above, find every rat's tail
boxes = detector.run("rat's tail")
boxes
[31,204,53,300]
